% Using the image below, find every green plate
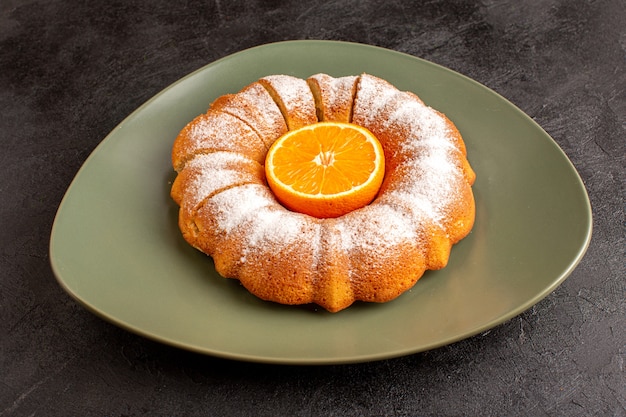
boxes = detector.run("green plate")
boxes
[50,41,592,364]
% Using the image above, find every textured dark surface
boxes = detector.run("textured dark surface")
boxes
[1,0,625,416]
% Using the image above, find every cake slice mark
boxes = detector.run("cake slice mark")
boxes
[258,75,318,131]
[183,180,268,251]
[171,151,265,213]
[234,204,322,304]
[191,184,278,278]
[314,220,355,312]
[306,77,325,122]
[306,74,360,124]
[172,110,267,172]
[347,76,358,124]
[210,82,288,149]
[173,152,266,245]
[331,202,427,303]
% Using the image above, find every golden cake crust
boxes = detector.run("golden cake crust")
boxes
[258,75,318,130]
[210,82,287,149]
[306,73,358,123]
[171,73,476,312]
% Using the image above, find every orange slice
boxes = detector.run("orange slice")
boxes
[265,122,385,218]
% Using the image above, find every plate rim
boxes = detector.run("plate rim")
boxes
[49,40,593,364]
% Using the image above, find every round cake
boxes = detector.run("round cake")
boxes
[170,73,476,312]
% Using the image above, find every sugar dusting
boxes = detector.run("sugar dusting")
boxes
[215,83,287,147]
[182,152,263,211]
[333,76,358,98]
[352,74,399,127]
[260,75,317,129]
[207,184,323,265]
[209,184,274,235]
[173,73,473,308]
[386,97,463,223]
[240,206,322,262]
[308,74,358,122]
[180,111,266,166]
[335,203,418,254]
[183,73,465,248]
[262,75,310,110]
[353,76,464,225]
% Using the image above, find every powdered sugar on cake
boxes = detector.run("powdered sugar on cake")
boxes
[170,73,476,312]
[211,83,287,148]
[209,184,275,235]
[353,76,465,226]
[335,203,418,254]
[184,73,464,252]
[208,184,324,267]
[174,111,267,170]
[260,75,317,130]
[181,152,264,213]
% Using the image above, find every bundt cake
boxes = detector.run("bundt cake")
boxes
[170,73,476,312]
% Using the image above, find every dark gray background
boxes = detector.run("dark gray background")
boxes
[1,0,624,416]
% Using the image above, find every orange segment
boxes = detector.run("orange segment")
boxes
[265,122,385,218]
